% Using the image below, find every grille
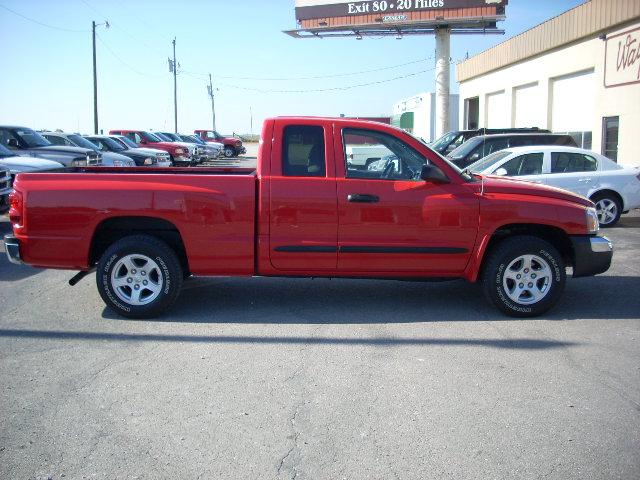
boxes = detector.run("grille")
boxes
[0,170,11,192]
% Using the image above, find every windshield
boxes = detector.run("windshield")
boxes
[142,132,162,142]
[14,128,51,148]
[68,134,99,150]
[92,136,126,151]
[187,135,205,145]
[159,132,181,141]
[114,136,138,148]
[0,144,14,157]
[153,132,172,142]
[447,137,482,159]
[468,150,513,173]
[430,131,459,151]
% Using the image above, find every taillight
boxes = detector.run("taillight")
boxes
[8,190,23,226]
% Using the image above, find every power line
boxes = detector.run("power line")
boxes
[204,61,456,94]
[76,0,167,56]
[182,57,434,81]
[95,33,164,78]
[0,4,88,32]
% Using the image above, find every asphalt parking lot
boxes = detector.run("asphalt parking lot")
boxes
[1,213,638,479]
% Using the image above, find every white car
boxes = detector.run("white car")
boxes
[468,146,640,227]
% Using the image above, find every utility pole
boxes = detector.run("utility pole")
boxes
[207,73,216,131]
[91,20,108,134]
[172,37,178,133]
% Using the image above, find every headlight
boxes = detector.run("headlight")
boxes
[72,159,87,166]
[586,207,599,233]
[144,158,154,165]
[175,148,185,154]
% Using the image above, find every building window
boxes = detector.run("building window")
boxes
[602,117,619,162]
[464,97,479,130]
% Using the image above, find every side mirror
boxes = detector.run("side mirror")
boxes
[7,138,19,148]
[495,167,508,176]
[420,164,450,184]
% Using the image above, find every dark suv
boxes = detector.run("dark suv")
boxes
[446,133,577,170]
[431,127,550,155]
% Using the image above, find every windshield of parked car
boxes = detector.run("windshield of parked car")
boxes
[159,132,181,141]
[186,135,206,145]
[113,136,137,148]
[13,128,52,148]
[468,150,514,173]
[430,131,459,151]
[92,137,126,152]
[153,132,172,142]
[447,137,483,159]
[67,134,99,150]
[142,132,162,142]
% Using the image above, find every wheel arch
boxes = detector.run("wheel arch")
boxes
[89,216,189,274]
[471,223,574,282]
[589,188,624,210]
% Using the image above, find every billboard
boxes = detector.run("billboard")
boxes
[288,0,507,37]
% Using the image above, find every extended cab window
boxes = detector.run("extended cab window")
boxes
[343,128,429,181]
[551,152,598,173]
[498,153,543,176]
[282,125,325,177]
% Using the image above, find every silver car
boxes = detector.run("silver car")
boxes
[41,132,135,167]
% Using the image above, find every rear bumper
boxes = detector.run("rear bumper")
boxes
[4,234,23,265]
[570,235,613,277]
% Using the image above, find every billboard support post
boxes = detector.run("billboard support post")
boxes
[435,27,451,140]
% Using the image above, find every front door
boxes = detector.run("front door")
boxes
[336,127,479,275]
[269,121,338,270]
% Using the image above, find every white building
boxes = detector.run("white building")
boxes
[456,0,640,166]
[392,92,459,142]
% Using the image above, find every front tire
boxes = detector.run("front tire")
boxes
[481,236,565,317]
[224,146,235,158]
[591,192,621,227]
[97,235,183,319]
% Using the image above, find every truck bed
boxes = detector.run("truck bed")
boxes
[11,168,258,275]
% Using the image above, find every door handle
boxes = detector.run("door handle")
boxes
[347,194,380,203]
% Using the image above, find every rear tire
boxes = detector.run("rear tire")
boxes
[96,235,183,319]
[481,236,565,317]
[591,192,621,227]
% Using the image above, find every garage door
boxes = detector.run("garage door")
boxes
[514,82,544,129]
[551,70,595,132]
[485,90,506,128]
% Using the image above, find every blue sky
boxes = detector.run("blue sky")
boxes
[0,0,584,135]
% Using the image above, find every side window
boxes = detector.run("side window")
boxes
[551,152,598,173]
[343,128,429,181]
[498,153,543,176]
[282,125,325,177]
[130,133,141,143]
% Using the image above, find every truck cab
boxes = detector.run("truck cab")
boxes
[4,117,611,319]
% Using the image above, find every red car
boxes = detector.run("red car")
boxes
[5,117,611,319]
[109,130,192,165]
[194,129,246,158]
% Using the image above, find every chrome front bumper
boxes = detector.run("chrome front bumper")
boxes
[4,234,23,265]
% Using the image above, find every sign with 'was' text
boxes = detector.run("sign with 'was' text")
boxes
[605,26,640,88]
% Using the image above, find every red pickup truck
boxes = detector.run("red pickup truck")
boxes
[194,129,246,158]
[5,117,612,319]
[109,130,192,165]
